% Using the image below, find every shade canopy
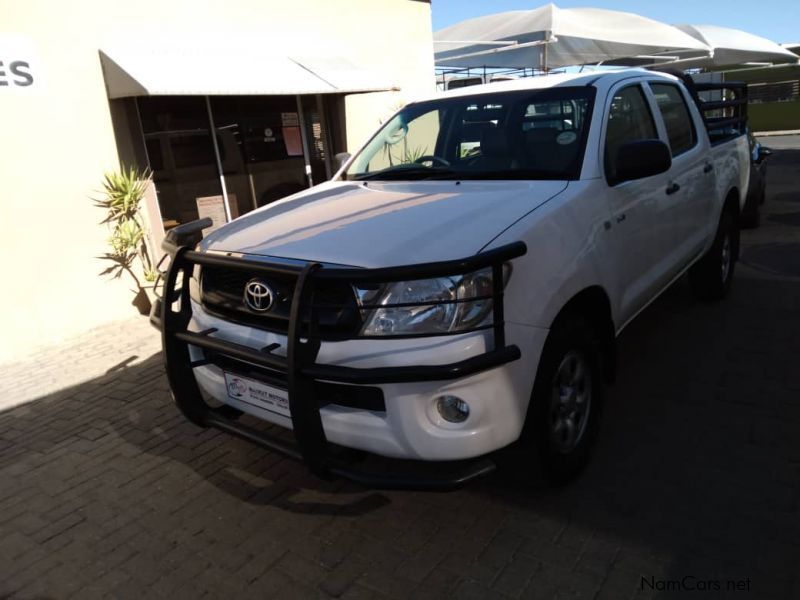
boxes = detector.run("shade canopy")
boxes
[100,44,399,99]
[434,3,710,70]
[668,25,800,68]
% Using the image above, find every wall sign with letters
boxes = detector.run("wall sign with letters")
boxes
[0,35,41,91]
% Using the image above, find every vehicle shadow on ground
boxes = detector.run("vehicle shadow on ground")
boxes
[0,354,392,520]
[2,264,797,597]
[120,359,396,517]
[488,268,800,597]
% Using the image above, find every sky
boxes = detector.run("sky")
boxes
[431,0,798,45]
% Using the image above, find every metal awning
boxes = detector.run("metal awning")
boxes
[99,45,399,98]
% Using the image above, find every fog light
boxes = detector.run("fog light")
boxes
[435,395,470,423]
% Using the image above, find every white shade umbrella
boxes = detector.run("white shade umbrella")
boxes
[669,25,799,68]
[434,3,710,70]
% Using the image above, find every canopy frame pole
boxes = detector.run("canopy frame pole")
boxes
[633,53,715,68]
[543,42,548,72]
[436,38,550,64]
[433,40,517,46]
[205,96,233,223]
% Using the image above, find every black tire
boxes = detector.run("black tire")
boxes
[689,209,737,301]
[523,316,604,485]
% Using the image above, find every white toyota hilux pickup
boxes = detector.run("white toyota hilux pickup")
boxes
[153,70,750,489]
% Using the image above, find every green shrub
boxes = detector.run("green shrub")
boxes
[93,166,156,291]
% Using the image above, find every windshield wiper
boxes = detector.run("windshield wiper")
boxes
[352,166,458,181]
[351,167,569,182]
[455,168,568,181]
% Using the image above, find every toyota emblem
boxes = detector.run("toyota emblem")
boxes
[243,279,274,312]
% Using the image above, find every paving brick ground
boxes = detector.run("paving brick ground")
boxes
[0,318,160,413]
[1,143,800,599]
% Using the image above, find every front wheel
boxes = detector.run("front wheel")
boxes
[689,210,737,301]
[524,317,604,484]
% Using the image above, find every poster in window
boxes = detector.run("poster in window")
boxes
[281,112,299,127]
[282,127,303,156]
[196,194,239,236]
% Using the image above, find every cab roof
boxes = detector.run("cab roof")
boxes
[419,68,679,104]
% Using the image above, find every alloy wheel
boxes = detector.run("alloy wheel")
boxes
[548,351,592,453]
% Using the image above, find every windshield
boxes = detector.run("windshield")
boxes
[345,87,596,181]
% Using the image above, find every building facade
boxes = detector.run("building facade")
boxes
[0,0,434,362]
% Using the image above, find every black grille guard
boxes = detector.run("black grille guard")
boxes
[152,218,527,490]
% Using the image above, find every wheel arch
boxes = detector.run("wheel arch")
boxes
[724,186,741,217]
[549,285,616,384]
[723,187,741,259]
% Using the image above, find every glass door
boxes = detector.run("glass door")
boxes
[139,93,342,233]
[209,95,312,212]
[137,96,224,231]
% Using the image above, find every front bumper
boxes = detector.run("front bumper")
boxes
[154,219,528,490]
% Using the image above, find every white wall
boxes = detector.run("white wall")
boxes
[0,0,434,362]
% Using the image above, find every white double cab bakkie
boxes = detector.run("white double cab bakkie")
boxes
[154,69,749,489]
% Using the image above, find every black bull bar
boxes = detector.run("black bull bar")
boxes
[153,219,527,490]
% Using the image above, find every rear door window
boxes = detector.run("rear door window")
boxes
[650,83,697,156]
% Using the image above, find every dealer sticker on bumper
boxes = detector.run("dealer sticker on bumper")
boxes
[223,372,291,418]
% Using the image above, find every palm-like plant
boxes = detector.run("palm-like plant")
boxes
[382,138,429,167]
[93,166,155,292]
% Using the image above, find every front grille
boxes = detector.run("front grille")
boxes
[200,265,362,338]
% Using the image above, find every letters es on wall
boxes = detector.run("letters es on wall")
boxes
[0,35,41,91]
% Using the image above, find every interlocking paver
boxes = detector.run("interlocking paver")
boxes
[1,147,800,598]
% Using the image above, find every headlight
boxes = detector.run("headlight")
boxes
[356,267,501,336]
[189,264,202,304]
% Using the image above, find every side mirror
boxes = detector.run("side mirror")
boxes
[613,139,672,184]
[759,146,773,161]
[334,152,352,171]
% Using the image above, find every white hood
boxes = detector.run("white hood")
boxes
[201,180,568,267]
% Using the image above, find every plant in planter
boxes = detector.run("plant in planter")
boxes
[93,166,157,315]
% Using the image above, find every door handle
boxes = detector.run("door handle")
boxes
[666,182,681,195]
[616,213,626,223]
[703,163,714,174]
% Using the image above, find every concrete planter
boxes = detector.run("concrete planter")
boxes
[132,286,157,316]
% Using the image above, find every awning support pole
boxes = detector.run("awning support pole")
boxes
[205,96,233,223]
[296,95,314,188]
[316,94,333,180]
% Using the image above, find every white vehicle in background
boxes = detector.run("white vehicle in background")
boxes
[436,72,518,92]
[153,69,749,489]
